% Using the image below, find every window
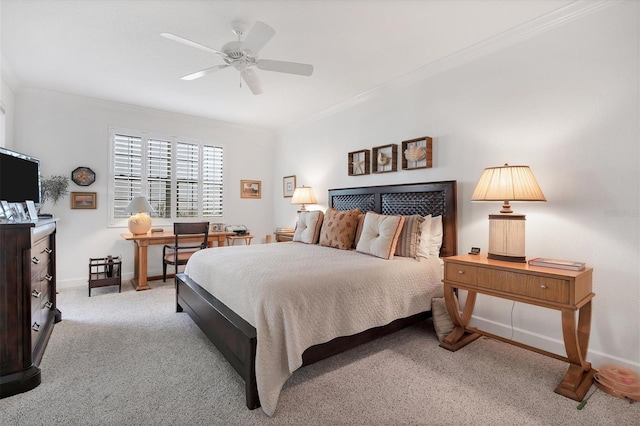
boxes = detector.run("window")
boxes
[109,128,224,226]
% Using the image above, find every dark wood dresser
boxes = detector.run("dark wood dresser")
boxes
[0,219,61,398]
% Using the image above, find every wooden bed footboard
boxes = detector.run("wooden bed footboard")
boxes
[176,273,259,409]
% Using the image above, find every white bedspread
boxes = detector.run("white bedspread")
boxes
[184,242,443,416]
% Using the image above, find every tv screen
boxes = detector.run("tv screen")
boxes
[0,147,41,204]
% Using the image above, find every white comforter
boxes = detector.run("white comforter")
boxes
[184,242,443,416]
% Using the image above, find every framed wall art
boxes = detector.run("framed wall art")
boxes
[70,192,97,209]
[348,149,370,176]
[71,166,96,186]
[283,175,296,198]
[402,136,433,170]
[371,144,397,174]
[241,180,261,199]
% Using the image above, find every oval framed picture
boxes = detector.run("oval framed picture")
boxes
[71,167,96,186]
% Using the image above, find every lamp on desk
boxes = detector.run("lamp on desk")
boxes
[291,186,317,212]
[125,195,155,235]
[471,164,546,262]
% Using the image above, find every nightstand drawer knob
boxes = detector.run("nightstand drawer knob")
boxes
[457,270,465,275]
[45,301,53,309]
[540,285,547,289]
[44,274,53,282]
[31,257,40,264]
[32,289,42,298]
[32,322,40,332]
[43,247,53,254]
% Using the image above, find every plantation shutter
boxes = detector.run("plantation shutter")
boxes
[203,145,223,217]
[147,139,172,218]
[176,142,199,218]
[113,134,142,219]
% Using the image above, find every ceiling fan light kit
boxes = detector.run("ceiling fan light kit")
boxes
[162,20,314,95]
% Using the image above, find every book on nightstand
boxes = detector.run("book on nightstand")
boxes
[528,257,586,271]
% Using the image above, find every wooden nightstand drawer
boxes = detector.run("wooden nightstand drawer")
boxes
[475,268,569,304]
[444,262,477,285]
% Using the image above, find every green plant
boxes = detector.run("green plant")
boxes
[41,175,70,205]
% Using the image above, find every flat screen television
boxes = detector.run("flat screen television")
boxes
[0,147,42,205]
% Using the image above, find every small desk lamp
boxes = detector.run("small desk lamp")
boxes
[125,195,155,235]
[471,164,546,262]
[291,186,317,211]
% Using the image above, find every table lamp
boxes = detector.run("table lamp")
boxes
[291,186,317,211]
[125,195,155,235]
[471,164,546,262]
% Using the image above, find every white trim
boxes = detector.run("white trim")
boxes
[283,0,617,131]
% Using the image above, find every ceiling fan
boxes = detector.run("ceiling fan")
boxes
[161,21,314,95]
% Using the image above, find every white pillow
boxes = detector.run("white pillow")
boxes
[417,214,432,259]
[356,212,405,260]
[293,210,324,244]
[429,215,443,257]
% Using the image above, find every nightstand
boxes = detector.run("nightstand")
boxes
[441,254,595,401]
[274,231,294,242]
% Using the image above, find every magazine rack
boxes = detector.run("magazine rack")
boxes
[88,256,122,296]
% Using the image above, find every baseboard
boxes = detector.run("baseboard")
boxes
[471,315,640,372]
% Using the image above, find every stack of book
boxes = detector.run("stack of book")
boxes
[276,227,295,233]
[527,257,586,271]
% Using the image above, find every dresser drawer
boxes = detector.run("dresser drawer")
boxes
[445,262,477,285]
[475,268,570,304]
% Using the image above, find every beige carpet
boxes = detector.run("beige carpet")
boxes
[0,279,637,425]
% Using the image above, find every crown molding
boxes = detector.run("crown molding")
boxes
[282,0,617,132]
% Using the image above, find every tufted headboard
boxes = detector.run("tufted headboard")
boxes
[328,181,458,257]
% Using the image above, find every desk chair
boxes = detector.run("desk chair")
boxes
[162,222,210,282]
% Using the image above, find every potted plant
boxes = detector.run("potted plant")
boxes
[41,175,70,206]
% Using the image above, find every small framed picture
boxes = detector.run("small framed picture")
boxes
[240,180,261,199]
[1,201,13,221]
[26,200,38,221]
[283,175,296,198]
[71,192,97,209]
[13,203,27,221]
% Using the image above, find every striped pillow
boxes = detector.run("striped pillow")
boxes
[394,214,425,258]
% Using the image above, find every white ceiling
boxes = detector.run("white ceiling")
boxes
[2,0,580,130]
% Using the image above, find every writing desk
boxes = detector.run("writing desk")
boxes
[121,230,235,291]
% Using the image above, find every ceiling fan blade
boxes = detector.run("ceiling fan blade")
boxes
[161,32,227,58]
[241,69,263,95]
[256,59,314,76]
[180,64,229,81]
[241,21,275,56]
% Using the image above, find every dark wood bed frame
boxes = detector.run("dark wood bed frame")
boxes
[176,180,457,410]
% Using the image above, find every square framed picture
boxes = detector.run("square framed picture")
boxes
[240,180,261,199]
[71,192,97,209]
[283,175,296,198]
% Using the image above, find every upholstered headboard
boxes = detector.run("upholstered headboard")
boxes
[328,181,457,257]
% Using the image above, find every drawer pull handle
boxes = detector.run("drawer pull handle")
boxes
[45,301,53,309]
[32,289,42,298]
[31,257,40,264]
[457,270,465,275]
[32,322,40,332]
[43,247,53,254]
[540,285,547,289]
[44,274,53,282]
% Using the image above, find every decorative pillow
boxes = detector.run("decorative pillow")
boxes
[394,214,425,258]
[319,208,361,250]
[356,212,405,260]
[429,215,443,257]
[417,214,432,259]
[431,297,455,343]
[293,210,324,244]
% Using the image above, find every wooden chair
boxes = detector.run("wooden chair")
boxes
[162,222,210,282]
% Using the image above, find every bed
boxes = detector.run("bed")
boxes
[176,181,457,415]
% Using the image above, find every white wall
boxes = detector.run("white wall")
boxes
[13,89,276,287]
[274,3,639,369]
